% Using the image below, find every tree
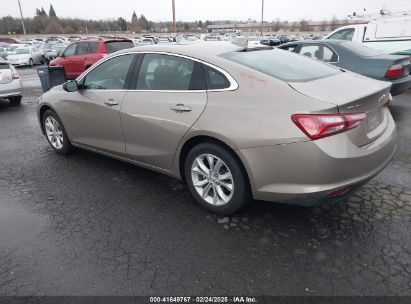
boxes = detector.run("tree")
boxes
[117,17,127,31]
[138,14,149,31]
[299,19,309,32]
[330,15,338,31]
[131,11,138,24]
[320,20,328,32]
[198,20,203,28]
[40,7,47,17]
[49,4,57,18]
[131,11,140,32]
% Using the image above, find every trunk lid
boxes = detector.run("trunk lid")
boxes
[0,62,12,84]
[289,72,392,147]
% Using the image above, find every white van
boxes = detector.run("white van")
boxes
[325,16,411,54]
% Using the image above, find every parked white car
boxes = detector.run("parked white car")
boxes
[0,59,22,105]
[6,47,45,67]
[4,44,28,57]
[325,15,411,54]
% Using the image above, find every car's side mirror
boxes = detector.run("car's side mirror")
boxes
[63,80,79,92]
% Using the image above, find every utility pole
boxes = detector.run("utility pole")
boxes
[261,0,264,35]
[172,0,176,34]
[17,0,26,35]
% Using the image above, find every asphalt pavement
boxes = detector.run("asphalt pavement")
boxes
[0,67,410,296]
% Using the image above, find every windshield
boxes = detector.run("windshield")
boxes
[221,49,339,82]
[6,45,19,51]
[54,46,67,52]
[340,41,383,56]
[41,44,54,49]
[15,48,30,54]
[104,41,134,53]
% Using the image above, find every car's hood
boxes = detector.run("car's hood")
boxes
[288,71,392,112]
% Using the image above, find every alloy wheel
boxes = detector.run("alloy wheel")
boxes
[44,116,64,149]
[191,154,234,206]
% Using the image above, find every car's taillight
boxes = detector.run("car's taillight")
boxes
[385,63,404,78]
[10,65,19,79]
[291,113,366,140]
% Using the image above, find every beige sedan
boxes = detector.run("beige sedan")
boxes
[37,42,396,214]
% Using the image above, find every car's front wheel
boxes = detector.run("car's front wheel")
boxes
[42,109,72,155]
[184,142,251,215]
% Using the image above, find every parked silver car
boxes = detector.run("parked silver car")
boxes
[0,59,22,104]
[37,42,396,214]
[7,46,44,67]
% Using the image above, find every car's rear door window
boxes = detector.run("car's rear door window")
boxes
[104,41,134,53]
[221,49,339,82]
[136,53,206,90]
[88,42,99,53]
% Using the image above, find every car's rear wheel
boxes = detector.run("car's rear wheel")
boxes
[8,95,22,106]
[42,110,72,155]
[184,143,251,215]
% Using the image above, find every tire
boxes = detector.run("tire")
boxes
[42,109,73,155]
[9,95,22,106]
[184,142,251,215]
[29,58,33,67]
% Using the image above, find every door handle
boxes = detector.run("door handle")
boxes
[104,99,119,106]
[170,103,192,112]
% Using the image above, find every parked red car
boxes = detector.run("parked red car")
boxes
[0,37,23,44]
[49,39,134,79]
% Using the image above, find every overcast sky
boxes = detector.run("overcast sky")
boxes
[4,0,411,21]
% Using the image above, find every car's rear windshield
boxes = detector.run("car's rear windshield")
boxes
[104,41,134,53]
[221,49,339,82]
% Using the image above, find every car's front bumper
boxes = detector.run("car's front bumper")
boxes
[0,79,22,98]
[239,110,397,206]
[390,75,411,96]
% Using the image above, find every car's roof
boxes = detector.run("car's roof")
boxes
[117,41,242,61]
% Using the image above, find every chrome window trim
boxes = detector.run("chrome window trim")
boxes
[77,51,239,92]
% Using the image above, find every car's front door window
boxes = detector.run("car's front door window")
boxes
[82,54,134,90]
[63,43,76,57]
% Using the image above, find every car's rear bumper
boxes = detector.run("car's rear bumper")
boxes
[239,111,397,206]
[390,75,411,96]
[0,79,22,98]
